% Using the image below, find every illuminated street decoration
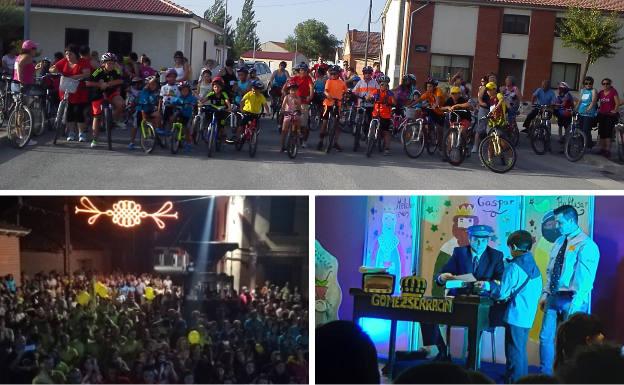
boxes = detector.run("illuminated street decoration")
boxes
[75,197,178,229]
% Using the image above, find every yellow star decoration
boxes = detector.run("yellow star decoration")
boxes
[568,245,576,252]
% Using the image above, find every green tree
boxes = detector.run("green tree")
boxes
[285,20,340,60]
[233,0,260,59]
[559,7,623,81]
[204,0,234,56]
[0,0,23,54]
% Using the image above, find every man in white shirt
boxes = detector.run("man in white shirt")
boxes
[1,47,17,75]
[539,204,600,375]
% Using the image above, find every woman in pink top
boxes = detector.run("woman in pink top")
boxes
[13,40,38,87]
[596,78,621,158]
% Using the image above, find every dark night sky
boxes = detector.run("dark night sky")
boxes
[0,196,218,272]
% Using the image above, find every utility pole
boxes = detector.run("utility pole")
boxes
[223,0,228,64]
[64,199,71,275]
[24,0,31,40]
[364,0,373,67]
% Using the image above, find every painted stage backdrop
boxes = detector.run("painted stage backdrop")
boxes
[420,196,522,297]
[524,195,593,342]
[362,196,419,355]
[315,240,342,328]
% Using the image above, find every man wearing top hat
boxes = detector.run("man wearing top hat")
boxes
[420,224,505,360]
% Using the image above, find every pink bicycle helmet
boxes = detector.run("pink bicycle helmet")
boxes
[22,40,38,51]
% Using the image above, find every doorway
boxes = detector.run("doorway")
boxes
[108,31,133,59]
[499,59,525,93]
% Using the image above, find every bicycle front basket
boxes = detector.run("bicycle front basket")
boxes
[59,76,80,93]
[404,107,419,120]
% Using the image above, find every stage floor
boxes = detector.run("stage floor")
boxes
[380,358,541,384]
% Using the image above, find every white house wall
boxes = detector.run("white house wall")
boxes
[499,34,529,60]
[189,25,222,79]
[430,3,478,57]
[381,0,404,87]
[30,11,179,71]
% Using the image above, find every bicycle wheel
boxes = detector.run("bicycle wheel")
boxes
[53,102,67,145]
[425,124,439,155]
[564,129,587,162]
[353,114,362,152]
[235,131,245,151]
[325,114,336,154]
[309,105,321,132]
[444,129,466,166]
[7,105,33,149]
[616,124,624,162]
[249,130,259,157]
[104,106,113,151]
[206,122,216,158]
[31,99,46,136]
[366,120,378,157]
[191,115,202,144]
[0,95,6,127]
[402,120,425,158]
[505,122,520,147]
[530,124,547,155]
[170,125,181,154]
[479,134,516,173]
[140,121,156,154]
[287,127,299,159]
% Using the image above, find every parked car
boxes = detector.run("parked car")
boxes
[244,61,272,89]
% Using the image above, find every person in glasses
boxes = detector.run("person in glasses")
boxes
[577,76,598,150]
[596,78,620,158]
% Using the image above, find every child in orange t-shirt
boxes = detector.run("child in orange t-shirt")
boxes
[318,66,347,151]
[369,76,396,155]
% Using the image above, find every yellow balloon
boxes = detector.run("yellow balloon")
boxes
[95,282,109,298]
[144,287,155,301]
[77,291,90,306]
[188,330,200,345]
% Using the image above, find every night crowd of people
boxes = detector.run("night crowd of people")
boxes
[0,271,308,384]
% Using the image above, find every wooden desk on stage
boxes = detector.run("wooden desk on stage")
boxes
[350,288,492,377]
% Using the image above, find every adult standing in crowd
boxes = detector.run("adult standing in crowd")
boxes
[595,78,620,158]
[554,82,575,143]
[1,46,17,75]
[219,58,238,98]
[539,204,600,375]
[50,44,92,142]
[172,51,191,82]
[198,59,220,83]
[522,79,556,133]
[577,76,598,150]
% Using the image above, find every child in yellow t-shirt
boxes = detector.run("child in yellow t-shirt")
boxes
[235,81,269,141]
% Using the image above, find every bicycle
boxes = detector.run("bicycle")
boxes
[169,105,186,154]
[283,110,302,159]
[563,110,587,162]
[529,104,554,155]
[6,80,34,148]
[443,110,473,166]
[478,115,517,173]
[401,107,427,158]
[0,72,14,128]
[234,112,262,157]
[423,106,441,155]
[338,90,355,133]
[309,95,324,132]
[320,98,341,154]
[614,107,624,162]
[53,76,82,145]
[270,90,281,121]
[199,104,226,157]
[352,96,372,152]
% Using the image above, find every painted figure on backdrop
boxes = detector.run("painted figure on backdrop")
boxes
[370,206,407,293]
[315,240,342,327]
[431,203,479,296]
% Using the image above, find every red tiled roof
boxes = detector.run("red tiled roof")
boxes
[468,0,624,12]
[240,50,301,61]
[20,0,193,17]
[346,30,382,57]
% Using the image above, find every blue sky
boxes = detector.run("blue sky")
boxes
[176,0,386,43]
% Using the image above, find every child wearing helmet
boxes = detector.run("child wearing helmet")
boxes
[202,78,232,140]
[353,66,380,124]
[234,81,269,141]
[312,67,328,106]
[485,81,507,129]
[280,81,302,151]
[170,82,198,151]
[159,68,181,132]
[369,76,396,155]
[317,66,347,151]
[85,53,124,148]
[125,77,144,149]
[286,63,314,146]
[132,77,161,149]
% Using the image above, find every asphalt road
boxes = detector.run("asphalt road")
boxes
[1,118,623,190]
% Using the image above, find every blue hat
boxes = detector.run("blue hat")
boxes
[467,225,494,237]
